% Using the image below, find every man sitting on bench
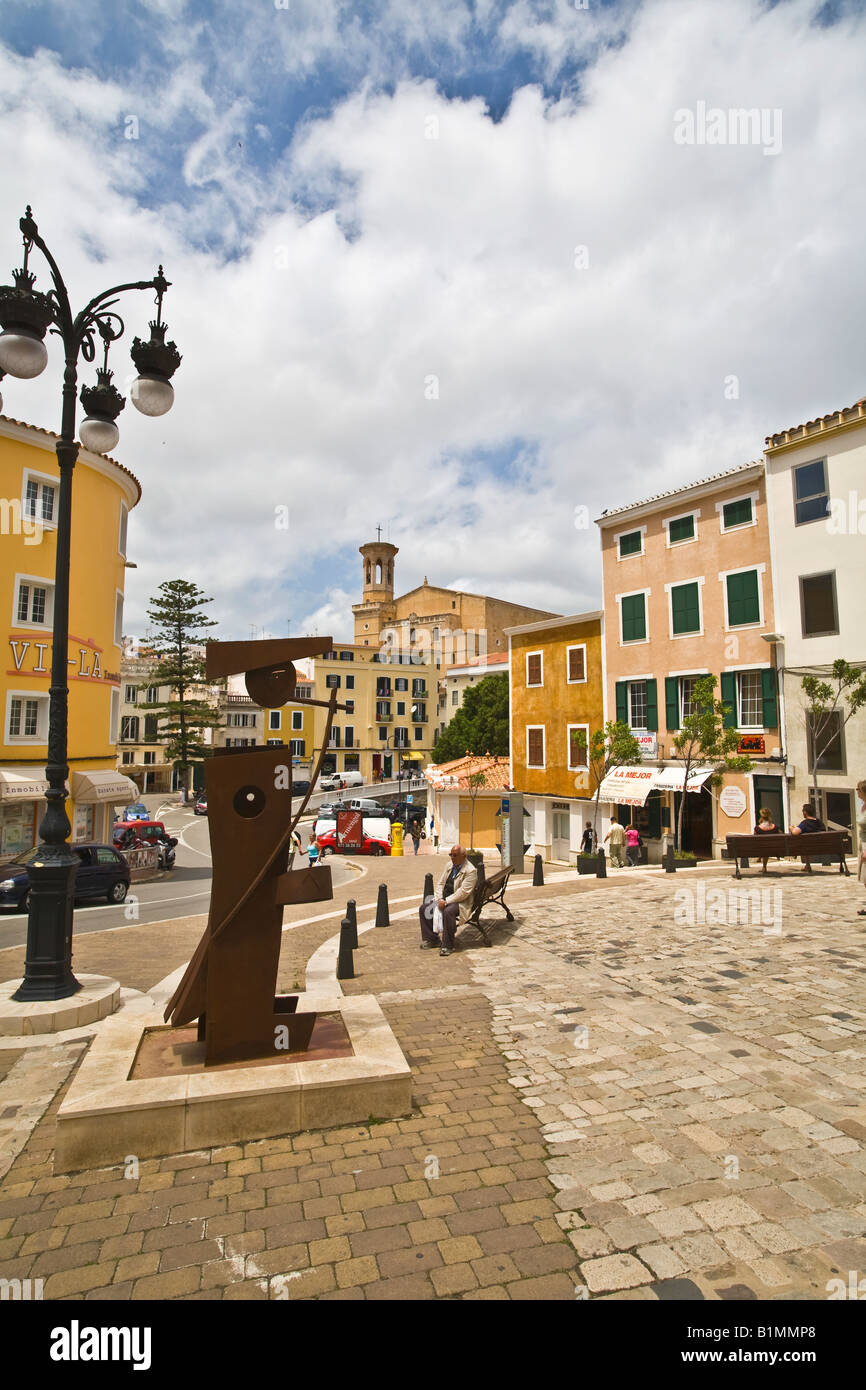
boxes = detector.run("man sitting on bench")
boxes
[791,803,827,873]
[419,844,477,958]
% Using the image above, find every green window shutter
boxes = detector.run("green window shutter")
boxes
[761,668,778,729]
[645,679,658,732]
[619,530,642,557]
[723,497,752,528]
[665,677,679,731]
[668,515,695,544]
[726,570,760,626]
[615,682,628,724]
[720,672,738,729]
[621,594,646,642]
[671,582,701,635]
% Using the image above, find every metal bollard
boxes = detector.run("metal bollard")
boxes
[664,845,676,873]
[533,854,544,886]
[423,871,434,900]
[595,846,606,878]
[345,899,358,949]
[336,918,355,979]
[375,883,390,928]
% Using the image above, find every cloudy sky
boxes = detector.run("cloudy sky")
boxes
[1,0,864,642]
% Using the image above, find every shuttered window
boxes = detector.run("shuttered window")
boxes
[722,497,752,529]
[567,645,586,682]
[618,530,642,557]
[621,593,647,642]
[527,726,545,768]
[568,725,589,769]
[670,581,701,635]
[668,515,695,544]
[526,652,543,686]
[726,570,761,626]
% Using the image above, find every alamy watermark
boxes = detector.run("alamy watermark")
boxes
[379,622,487,667]
[674,102,782,157]
[0,498,43,545]
[674,883,782,935]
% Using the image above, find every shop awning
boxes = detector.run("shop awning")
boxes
[0,768,49,802]
[71,771,139,804]
[654,766,714,793]
[400,752,425,762]
[597,765,660,807]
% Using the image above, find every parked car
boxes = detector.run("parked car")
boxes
[0,843,130,911]
[193,794,207,815]
[291,779,311,797]
[122,802,149,821]
[113,821,177,869]
[315,801,346,817]
[347,798,384,814]
[315,828,391,857]
[388,800,426,826]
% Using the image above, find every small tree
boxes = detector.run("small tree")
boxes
[143,579,220,800]
[671,675,752,852]
[801,659,866,812]
[577,721,644,843]
[466,771,487,851]
[432,674,508,762]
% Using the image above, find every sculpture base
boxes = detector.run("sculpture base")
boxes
[54,991,412,1173]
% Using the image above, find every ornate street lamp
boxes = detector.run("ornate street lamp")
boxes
[0,207,181,1001]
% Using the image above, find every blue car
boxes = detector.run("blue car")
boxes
[122,803,150,821]
[0,844,131,911]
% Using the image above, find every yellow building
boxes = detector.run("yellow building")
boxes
[506,612,605,864]
[263,674,313,768]
[1,415,139,859]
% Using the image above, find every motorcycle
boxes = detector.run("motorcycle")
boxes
[156,835,178,870]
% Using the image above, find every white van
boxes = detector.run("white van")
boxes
[340,771,365,787]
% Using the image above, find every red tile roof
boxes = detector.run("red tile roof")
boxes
[425,753,511,791]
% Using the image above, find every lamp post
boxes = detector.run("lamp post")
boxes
[1,208,181,1001]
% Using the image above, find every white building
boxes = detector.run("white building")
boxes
[764,393,866,843]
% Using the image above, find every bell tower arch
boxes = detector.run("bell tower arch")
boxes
[352,533,398,645]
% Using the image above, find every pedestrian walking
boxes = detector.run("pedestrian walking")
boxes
[580,822,595,855]
[604,817,626,868]
[307,834,320,868]
[408,820,424,855]
[857,779,866,916]
[625,823,641,867]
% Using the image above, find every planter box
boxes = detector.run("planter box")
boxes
[673,858,698,868]
[577,857,599,875]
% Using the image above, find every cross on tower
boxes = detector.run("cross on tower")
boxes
[375,524,382,542]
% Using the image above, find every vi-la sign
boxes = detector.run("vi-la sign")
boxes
[8,637,112,681]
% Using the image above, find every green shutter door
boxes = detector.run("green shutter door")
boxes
[621,594,646,642]
[615,682,628,724]
[665,677,679,731]
[726,570,760,626]
[720,672,738,729]
[761,669,778,729]
[671,582,700,635]
[645,679,658,732]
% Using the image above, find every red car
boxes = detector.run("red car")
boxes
[316,829,390,857]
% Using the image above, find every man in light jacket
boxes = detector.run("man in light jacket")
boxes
[419,845,478,957]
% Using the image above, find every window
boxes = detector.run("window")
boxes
[291,710,303,731]
[738,671,763,729]
[567,724,589,770]
[794,459,829,525]
[289,739,305,757]
[144,715,158,740]
[395,727,409,748]
[414,727,423,740]
[376,701,391,719]
[526,726,545,769]
[808,711,845,774]
[22,472,57,525]
[268,710,280,730]
[328,728,341,748]
[412,678,426,696]
[412,702,427,722]
[110,687,119,744]
[451,690,459,706]
[124,684,137,704]
[376,678,392,696]
[620,593,647,643]
[722,497,753,529]
[143,751,156,765]
[680,676,701,721]
[118,503,129,556]
[395,678,408,691]
[114,591,124,646]
[618,530,642,558]
[629,681,647,730]
[338,650,354,661]
[345,726,355,747]
[670,581,701,636]
[344,699,354,714]
[121,751,134,765]
[145,686,158,704]
[566,645,586,683]
[120,715,139,742]
[396,701,405,715]
[800,572,838,638]
[725,569,761,626]
[267,738,282,747]
[668,514,695,545]
[15,577,52,627]
[526,652,543,686]
[345,675,355,690]
[378,727,387,741]
[8,696,41,738]
[325,674,340,688]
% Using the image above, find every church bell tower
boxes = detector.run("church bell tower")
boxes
[352,530,398,646]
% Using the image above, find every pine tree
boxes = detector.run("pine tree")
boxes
[141,580,220,799]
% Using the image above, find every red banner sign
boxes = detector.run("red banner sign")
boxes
[337,810,363,850]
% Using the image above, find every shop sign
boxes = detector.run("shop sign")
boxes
[720,785,748,818]
[738,734,765,755]
[8,635,109,681]
[635,733,658,758]
[337,810,363,851]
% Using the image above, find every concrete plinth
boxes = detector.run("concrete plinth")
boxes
[0,975,120,1037]
[54,991,412,1172]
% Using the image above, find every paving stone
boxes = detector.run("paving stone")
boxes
[580,1253,653,1292]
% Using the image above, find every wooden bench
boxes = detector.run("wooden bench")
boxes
[464,862,514,946]
[725,831,850,880]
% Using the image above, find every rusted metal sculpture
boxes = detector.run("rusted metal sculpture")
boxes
[164,637,345,1065]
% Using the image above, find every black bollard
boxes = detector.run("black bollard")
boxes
[533,854,544,886]
[423,871,434,900]
[664,844,676,873]
[375,882,390,928]
[346,899,358,949]
[336,918,355,979]
[595,846,607,878]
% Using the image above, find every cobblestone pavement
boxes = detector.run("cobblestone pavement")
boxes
[0,860,863,1299]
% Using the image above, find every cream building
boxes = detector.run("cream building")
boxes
[437,652,509,739]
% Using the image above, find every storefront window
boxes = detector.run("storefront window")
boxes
[0,803,36,859]
[72,804,95,842]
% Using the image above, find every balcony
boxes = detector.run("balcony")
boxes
[375,683,392,698]
[412,714,428,724]
[411,684,428,698]
[375,706,393,722]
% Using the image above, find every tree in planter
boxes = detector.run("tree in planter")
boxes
[800,660,866,813]
[466,770,487,852]
[141,579,220,800]
[575,721,644,846]
[432,674,508,762]
[671,675,752,853]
